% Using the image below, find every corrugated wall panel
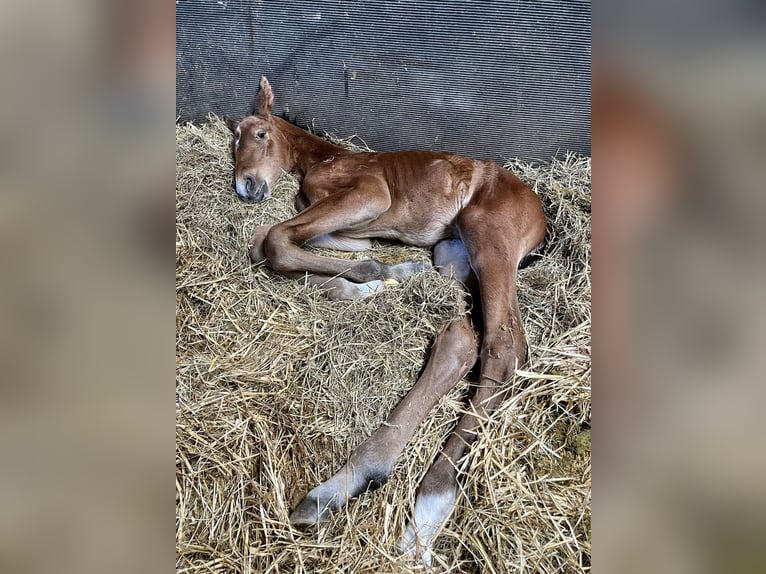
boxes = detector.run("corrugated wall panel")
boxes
[176,0,590,162]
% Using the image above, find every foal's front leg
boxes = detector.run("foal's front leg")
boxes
[250,225,398,300]
[262,183,429,285]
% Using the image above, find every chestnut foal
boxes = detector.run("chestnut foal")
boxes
[229,77,546,564]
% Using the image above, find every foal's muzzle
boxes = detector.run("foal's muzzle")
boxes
[236,175,269,204]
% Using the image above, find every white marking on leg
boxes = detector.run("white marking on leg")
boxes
[355,279,386,297]
[340,279,387,299]
[387,259,432,281]
[399,487,457,566]
[316,277,390,300]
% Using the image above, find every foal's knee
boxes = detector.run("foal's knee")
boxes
[262,225,299,274]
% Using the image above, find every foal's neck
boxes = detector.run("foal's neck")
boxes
[275,117,345,181]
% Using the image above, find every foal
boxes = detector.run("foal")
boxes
[229,77,546,564]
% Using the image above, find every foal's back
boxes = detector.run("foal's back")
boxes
[302,149,525,248]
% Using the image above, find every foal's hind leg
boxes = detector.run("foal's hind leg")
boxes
[399,203,541,565]
[289,239,479,525]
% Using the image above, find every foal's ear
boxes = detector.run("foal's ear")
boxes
[224,117,239,132]
[256,76,274,117]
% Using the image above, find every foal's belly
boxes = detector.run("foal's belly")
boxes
[385,225,456,247]
[344,215,458,248]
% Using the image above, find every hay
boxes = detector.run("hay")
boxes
[176,116,591,573]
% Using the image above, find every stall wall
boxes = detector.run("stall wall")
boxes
[176,0,590,162]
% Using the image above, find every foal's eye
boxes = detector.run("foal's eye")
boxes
[255,131,266,139]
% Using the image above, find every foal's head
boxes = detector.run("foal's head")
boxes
[228,77,289,203]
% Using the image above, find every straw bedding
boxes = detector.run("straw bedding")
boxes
[176,117,591,573]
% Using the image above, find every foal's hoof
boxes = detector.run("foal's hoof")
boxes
[398,520,443,567]
[248,225,271,263]
[249,243,266,264]
[387,259,432,282]
[288,494,332,527]
[396,487,456,566]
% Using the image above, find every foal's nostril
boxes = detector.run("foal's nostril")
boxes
[245,175,255,194]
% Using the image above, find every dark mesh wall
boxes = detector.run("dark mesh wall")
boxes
[176,0,590,162]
